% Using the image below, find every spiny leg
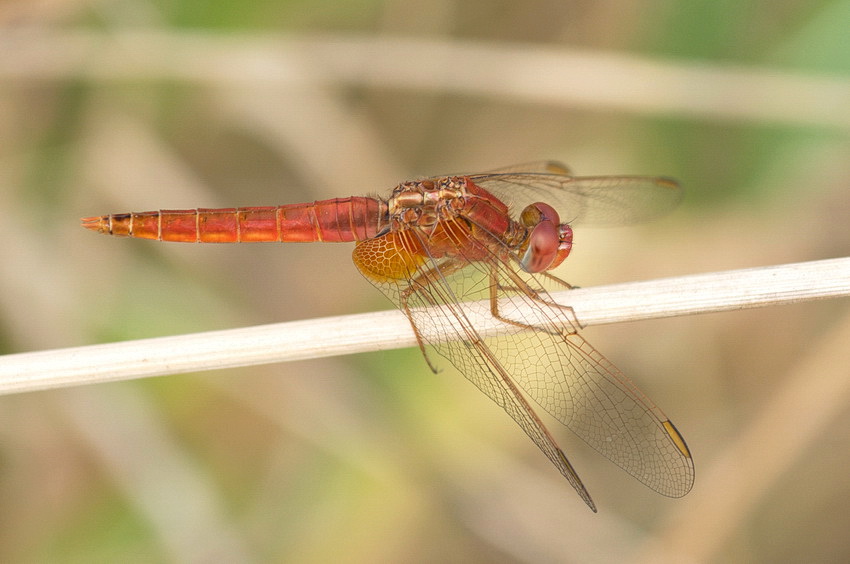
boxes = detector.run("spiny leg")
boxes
[487,265,582,335]
[538,270,576,290]
[398,258,467,373]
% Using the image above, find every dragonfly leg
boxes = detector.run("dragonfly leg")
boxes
[400,283,441,374]
[398,258,469,373]
[487,266,584,334]
[487,267,576,293]
[533,272,586,328]
[538,271,577,290]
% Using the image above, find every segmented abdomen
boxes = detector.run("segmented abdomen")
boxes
[81,197,387,243]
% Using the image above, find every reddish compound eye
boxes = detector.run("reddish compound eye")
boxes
[521,219,558,272]
[520,203,563,273]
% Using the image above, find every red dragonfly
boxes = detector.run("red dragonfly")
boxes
[82,161,693,511]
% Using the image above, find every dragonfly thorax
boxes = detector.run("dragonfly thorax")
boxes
[389,177,466,210]
[388,177,470,228]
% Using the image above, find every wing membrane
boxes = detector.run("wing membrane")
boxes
[354,233,598,510]
[352,216,693,507]
[481,160,573,175]
[470,172,682,226]
[477,254,694,497]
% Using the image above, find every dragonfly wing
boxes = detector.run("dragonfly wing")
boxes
[480,161,573,175]
[424,161,572,180]
[480,257,694,497]
[352,233,598,511]
[471,173,682,226]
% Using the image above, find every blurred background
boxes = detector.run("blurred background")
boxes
[1,1,849,562]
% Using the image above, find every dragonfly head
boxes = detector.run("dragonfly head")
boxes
[519,203,573,273]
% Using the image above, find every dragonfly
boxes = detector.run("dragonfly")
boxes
[82,161,693,512]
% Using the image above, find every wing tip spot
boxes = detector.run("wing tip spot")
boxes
[663,419,692,460]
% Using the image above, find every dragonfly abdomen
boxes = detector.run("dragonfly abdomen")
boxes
[81,197,387,243]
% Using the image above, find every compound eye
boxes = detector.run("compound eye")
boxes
[521,218,560,273]
[518,203,562,273]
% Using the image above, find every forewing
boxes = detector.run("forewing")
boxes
[430,161,572,178]
[480,160,573,175]
[470,172,682,226]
